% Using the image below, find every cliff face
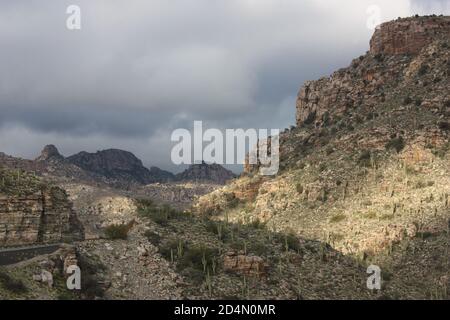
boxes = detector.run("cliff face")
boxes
[296,15,450,127]
[370,16,450,55]
[0,170,83,246]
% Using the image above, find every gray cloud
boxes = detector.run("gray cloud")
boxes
[0,0,447,171]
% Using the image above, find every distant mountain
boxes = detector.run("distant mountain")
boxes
[175,161,236,185]
[1,145,236,187]
[35,144,64,162]
[66,149,174,185]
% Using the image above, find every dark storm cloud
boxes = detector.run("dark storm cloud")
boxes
[0,0,447,170]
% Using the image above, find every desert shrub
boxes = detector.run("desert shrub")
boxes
[325,146,334,155]
[0,270,27,294]
[385,136,405,153]
[136,199,183,225]
[416,231,433,239]
[417,64,429,76]
[144,230,161,245]
[281,233,301,252]
[159,239,188,261]
[224,192,239,209]
[431,142,450,158]
[104,221,134,240]
[358,150,372,167]
[415,98,423,106]
[414,180,427,189]
[296,183,304,194]
[438,121,450,131]
[249,219,266,229]
[318,163,327,172]
[374,53,384,62]
[303,111,317,125]
[76,254,107,299]
[363,211,377,219]
[403,96,413,105]
[179,267,205,285]
[249,242,269,256]
[204,221,230,241]
[329,214,346,223]
[177,246,219,273]
[379,214,394,220]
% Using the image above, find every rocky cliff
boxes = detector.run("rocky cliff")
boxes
[370,15,450,55]
[175,161,236,185]
[0,169,83,246]
[296,15,450,127]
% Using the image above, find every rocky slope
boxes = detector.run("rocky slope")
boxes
[193,15,450,299]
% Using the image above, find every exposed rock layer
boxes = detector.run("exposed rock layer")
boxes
[0,186,83,246]
[370,16,450,55]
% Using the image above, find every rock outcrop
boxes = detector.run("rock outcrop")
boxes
[0,170,83,246]
[35,145,64,162]
[370,16,450,55]
[223,252,268,277]
[296,15,450,127]
[175,161,236,185]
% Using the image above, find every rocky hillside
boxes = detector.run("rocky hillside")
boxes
[193,16,450,299]
[176,162,236,185]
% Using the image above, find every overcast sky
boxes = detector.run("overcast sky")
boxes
[0,0,448,172]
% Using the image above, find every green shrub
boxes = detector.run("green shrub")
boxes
[204,221,230,241]
[159,239,188,261]
[104,221,133,240]
[385,136,405,153]
[318,163,327,172]
[249,219,265,229]
[415,98,423,106]
[0,270,27,294]
[431,142,450,158]
[249,242,269,256]
[358,150,372,167]
[177,246,219,272]
[329,214,346,223]
[438,121,450,131]
[136,199,182,225]
[144,230,161,245]
[417,64,429,76]
[281,233,301,252]
[403,96,412,105]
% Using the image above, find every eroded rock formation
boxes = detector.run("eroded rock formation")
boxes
[370,16,450,55]
[0,182,83,246]
[296,15,450,127]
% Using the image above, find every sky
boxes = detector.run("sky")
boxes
[0,0,448,172]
